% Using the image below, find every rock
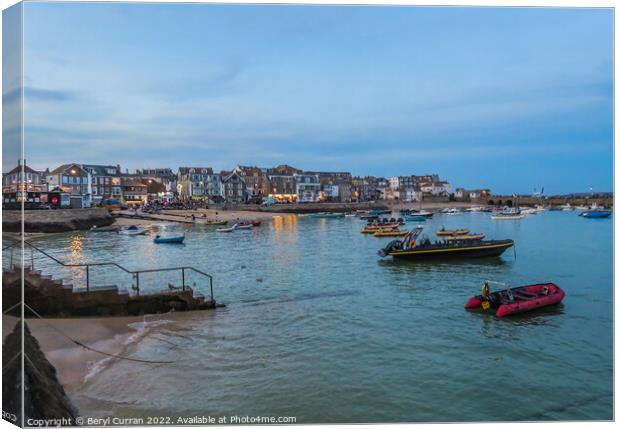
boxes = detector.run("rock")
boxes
[3,322,78,425]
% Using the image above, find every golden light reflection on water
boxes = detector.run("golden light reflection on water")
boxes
[66,233,86,284]
[269,214,298,233]
[268,215,299,267]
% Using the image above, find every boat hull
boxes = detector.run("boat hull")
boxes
[581,211,612,218]
[465,283,564,317]
[309,213,345,219]
[154,236,185,244]
[404,215,426,222]
[386,240,514,260]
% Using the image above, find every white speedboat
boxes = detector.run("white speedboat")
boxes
[217,224,238,233]
[520,208,537,215]
[118,225,147,235]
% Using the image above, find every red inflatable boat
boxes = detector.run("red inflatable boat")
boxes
[465,283,565,317]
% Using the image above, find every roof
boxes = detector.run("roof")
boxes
[81,164,120,176]
[178,167,214,175]
[5,164,40,175]
[49,164,88,175]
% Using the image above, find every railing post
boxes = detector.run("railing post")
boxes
[210,277,213,302]
[136,272,140,296]
[86,266,90,292]
[182,268,185,291]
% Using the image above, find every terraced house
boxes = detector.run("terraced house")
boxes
[177,167,222,201]
[220,170,246,203]
[81,164,122,203]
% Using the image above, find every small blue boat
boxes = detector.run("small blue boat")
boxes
[154,234,185,244]
[581,210,612,219]
[404,215,427,222]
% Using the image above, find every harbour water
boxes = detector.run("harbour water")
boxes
[21,210,613,421]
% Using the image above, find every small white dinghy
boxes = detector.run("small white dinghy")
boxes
[236,223,254,230]
[217,223,238,233]
[118,225,147,235]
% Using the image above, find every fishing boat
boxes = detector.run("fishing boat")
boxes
[580,210,612,218]
[118,225,147,235]
[216,224,238,232]
[153,234,185,244]
[378,226,513,260]
[436,228,469,236]
[417,211,434,218]
[465,282,565,317]
[308,212,345,219]
[443,208,463,215]
[373,229,409,237]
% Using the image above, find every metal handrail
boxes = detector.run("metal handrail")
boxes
[2,240,214,299]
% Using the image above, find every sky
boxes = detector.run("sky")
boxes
[3,3,613,194]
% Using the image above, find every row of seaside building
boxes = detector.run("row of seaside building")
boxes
[2,160,490,208]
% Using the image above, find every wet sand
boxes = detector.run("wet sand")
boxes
[4,312,204,393]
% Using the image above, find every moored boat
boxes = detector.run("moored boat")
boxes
[198,219,228,226]
[153,234,185,244]
[491,208,524,220]
[236,223,254,229]
[404,215,426,222]
[581,210,612,218]
[309,212,345,219]
[378,226,513,260]
[118,225,147,235]
[436,228,469,236]
[465,281,565,317]
[361,223,399,234]
[373,229,409,237]
[216,224,238,232]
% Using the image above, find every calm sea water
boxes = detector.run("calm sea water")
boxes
[21,210,613,422]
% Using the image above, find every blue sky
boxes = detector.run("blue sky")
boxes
[7,3,614,194]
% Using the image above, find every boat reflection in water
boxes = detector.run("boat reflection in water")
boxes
[378,226,514,260]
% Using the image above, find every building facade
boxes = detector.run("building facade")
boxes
[177,167,221,201]
[81,164,122,203]
[221,171,246,203]
[294,173,321,202]
[46,164,90,196]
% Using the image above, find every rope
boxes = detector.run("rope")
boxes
[23,304,175,365]
[3,302,21,314]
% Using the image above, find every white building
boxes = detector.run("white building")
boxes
[294,173,321,202]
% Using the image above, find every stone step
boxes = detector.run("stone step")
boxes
[73,284,119,294]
